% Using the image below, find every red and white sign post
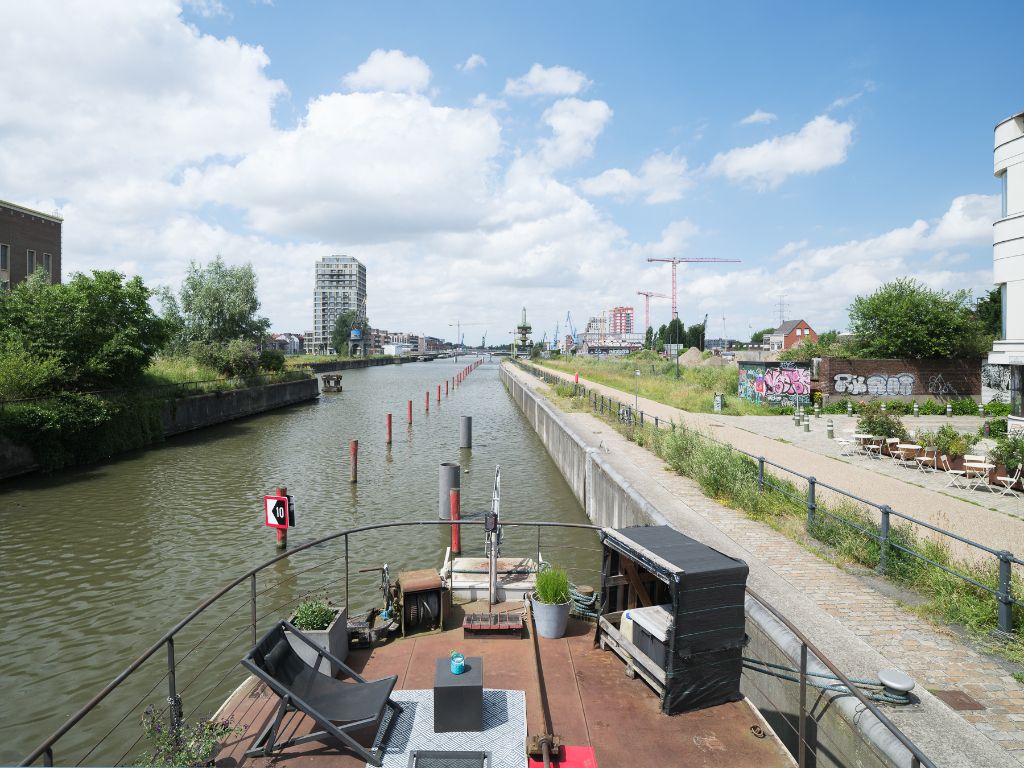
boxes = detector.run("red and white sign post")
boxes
[264,486,293,550]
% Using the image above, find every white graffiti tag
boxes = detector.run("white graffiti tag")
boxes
[866,373,915,396]
[833,373,867,395]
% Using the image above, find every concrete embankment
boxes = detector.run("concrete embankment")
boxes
[501,361,1009,768]
[302,357,399,374]
[0,376,320,479]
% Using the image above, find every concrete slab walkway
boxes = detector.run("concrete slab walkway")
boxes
[535,363,1024,570]
[509,363,1024,766]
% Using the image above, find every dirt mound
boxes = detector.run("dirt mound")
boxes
[678,347,703,366]
[698,355,730,367]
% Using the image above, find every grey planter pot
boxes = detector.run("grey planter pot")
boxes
[285,607,348,677]
[531,594,571,639]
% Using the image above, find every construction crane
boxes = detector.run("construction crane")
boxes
[564,311,578,346]
[449,320,486,360]
[636,290,669,333]
[646,257,741,320]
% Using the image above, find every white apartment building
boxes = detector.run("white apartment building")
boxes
[989,111,1024,429]
[309,255,367,354]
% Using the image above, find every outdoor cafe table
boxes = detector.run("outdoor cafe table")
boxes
[964,461,996,490]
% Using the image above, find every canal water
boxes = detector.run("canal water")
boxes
[0,358,598,765]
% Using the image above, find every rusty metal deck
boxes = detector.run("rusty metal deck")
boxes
[215,605,792,767]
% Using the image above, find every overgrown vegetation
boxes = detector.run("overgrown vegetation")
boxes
[855,401,909,440]
[140,706,243,768]
[542,376,1024,659]
[916,424,981,458]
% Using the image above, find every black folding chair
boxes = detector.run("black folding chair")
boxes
[241,620,403,766]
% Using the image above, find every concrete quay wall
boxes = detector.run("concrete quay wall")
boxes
[500,362,960,768]
[161,376,319,436]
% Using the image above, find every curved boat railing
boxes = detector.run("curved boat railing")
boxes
[21,520,932,768]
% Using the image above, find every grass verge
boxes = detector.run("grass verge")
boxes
[542,369,1024,664]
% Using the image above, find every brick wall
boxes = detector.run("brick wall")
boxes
[0,202,62,287]
[820,358,981,400]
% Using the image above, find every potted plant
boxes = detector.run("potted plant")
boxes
[140,706,243,767]
[286,595,348,677]
[531,567,572,639]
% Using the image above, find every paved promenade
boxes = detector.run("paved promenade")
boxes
[538,364,1024,569]
[510,363,1024,766]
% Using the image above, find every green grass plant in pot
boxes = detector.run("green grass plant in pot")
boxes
[531,567,572,639]
[286,595,348,676]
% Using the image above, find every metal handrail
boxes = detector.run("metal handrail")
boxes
[513,358,1024,630]
[747,587,933,768]
[21,517,932,767]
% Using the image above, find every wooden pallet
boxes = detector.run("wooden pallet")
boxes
[462,611,524,637]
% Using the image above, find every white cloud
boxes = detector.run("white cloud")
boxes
[581,152,692,204]
[739,109,777,125]
[776,240,807,256]
[708,115,854,190]
[929,193,999,246]
[504,63,591,97]
[537,98,613,168]
[184,0,228,17]
[458,53,487,71]
[829,81,876,110]
[342,49,431,93]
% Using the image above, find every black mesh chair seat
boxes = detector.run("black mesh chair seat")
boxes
[242,620,403,766]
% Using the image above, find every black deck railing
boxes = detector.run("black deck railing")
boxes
[513,359,1024,634]
[20,518,933,768]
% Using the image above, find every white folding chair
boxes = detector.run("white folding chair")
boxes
[915,447,937,473]
[885,438,901,465]
[941,455,967,488]
[835,438,855,456]
[864,438,882,460]
[997,464,1023,497]
[964,454,992,492]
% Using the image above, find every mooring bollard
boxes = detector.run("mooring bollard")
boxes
[460,416,472,449]
[349,440,358,484]
[439,462,460,519]
[826,419,834,439]
[450,488,462,555]
[386,413,392,445]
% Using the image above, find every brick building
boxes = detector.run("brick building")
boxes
[820,358,981,400]
[0,199,62,289]
[767,319,817,351]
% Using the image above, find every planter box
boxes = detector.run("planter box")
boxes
[286,607,348,677]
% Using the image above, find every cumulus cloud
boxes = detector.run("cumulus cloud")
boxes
[504,63,591,97]
[342,49,431,93]
[458,53,486,71]
[739,109,776,125]
[708,115,854,189]
[581,152,692,204]
[537,98,613,168]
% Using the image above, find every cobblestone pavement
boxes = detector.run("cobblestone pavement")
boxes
[537,364,1024,569]
[512,364,1024,765]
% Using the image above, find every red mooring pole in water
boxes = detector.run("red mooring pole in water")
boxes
[408,399,413,424]
[425,391,430,413]
[450,488,461,555]
[386,413,392,445]
[437,384,441,402]
[275,484,287,550]
[445,380,449,397]
[349,440,358,484]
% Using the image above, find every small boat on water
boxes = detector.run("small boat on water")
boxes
[21,468,930,768]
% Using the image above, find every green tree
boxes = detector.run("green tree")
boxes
[975,287,1002,339]
[644,326,654,350]
[657,324,668,345]
[665,318,685,349]
[0,269,165,394]
[330,311,369,355]
[159,256,269,351]
[684,322,704,349]
[848,278,988,359]
[750,327,775,345]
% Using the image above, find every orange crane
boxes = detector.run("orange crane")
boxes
[636,290,669,333]
[646,257,741,320]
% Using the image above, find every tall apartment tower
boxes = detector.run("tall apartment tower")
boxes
[609,306,634,336]
[310,255,366,354]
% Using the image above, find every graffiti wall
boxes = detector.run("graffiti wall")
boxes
[982,364,1012,404]
[738,361,812,406]
[819,358,981,400]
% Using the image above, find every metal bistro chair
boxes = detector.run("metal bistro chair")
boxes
[241,620,403,766]
[863,437,883,460]
[963,453,993,492]
[884,438,902,465]
[915,446,937,473]
[835,437,855,456]
[940,455,967,489]
[997,464,1023,497]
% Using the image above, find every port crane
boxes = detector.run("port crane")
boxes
[636,290,669,333]
[449,320,486,360]
[646,257,741,320]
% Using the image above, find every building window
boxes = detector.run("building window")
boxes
[0,243,8,270]
[1002,171,1009,219]
[43,253,51,277]
[27,249,35,273]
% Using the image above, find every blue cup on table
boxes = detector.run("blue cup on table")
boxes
[450,652,465,675]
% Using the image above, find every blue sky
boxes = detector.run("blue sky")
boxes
[2,1,1020,343]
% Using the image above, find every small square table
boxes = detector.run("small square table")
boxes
[434,656,483,732]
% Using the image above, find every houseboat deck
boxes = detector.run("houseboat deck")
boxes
[214,602,793,767]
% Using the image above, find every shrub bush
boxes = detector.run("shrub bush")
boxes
[993,433,1024,472]
[982,419,1009,439]
[918,399,946,415]
[950,397,980,416]
[191,339,260,378]
[856,401,908,439]
[985,401,1014,417]
[883,400,913,415]
[823,399,852,414]
[259,348,286,372]
[916,424,979,457]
